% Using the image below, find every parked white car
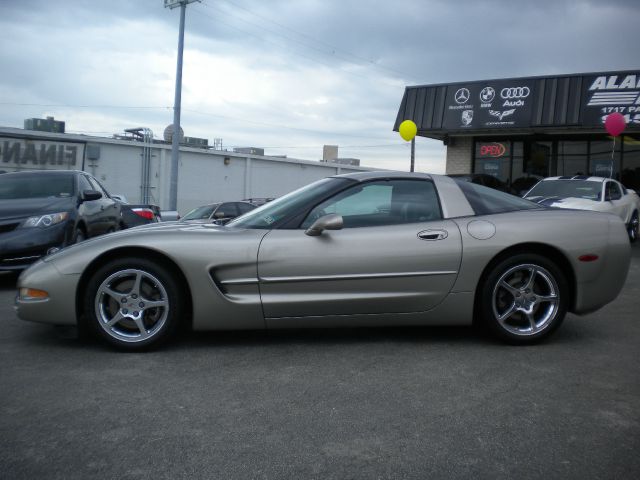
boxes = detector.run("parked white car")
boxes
[524,176,640,241]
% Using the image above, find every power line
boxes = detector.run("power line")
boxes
[225,143,407,149]
[217,0,412,80]
[0,101,398,141]
[183,107,392,140]
[0,102,171,110]
[191,4,402,86]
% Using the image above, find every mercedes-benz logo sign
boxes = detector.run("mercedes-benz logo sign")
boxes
[500,87,530,99]
[480,87,495,103]
[455,88,470,104]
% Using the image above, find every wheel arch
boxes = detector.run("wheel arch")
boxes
[472,242,577,323]
[75,246,193,332]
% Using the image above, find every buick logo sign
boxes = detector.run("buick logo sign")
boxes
[480,87,495,103]
[500,87,530,99]
[455,88,470,104]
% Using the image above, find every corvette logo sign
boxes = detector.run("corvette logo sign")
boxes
[489,109,515,121]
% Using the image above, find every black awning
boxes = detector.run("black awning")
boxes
[394,69,640,140]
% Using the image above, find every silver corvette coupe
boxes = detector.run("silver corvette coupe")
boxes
[16,172,631,350]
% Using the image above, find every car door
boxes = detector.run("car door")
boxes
[87,176,120,234]
[257,178,462,320]
[76,174,103,237]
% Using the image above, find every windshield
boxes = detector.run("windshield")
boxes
[525,180,602,201]
[182,204,219,220]
[0,173,75,200]
[228,177,351,229]
[453,179,540,215]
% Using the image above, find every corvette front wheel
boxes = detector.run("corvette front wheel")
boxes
[84,258,184,350]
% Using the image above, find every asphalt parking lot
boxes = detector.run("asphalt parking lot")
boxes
[1,246,639,480]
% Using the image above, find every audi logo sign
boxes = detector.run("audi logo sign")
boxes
[501,87,530,99]
[478,143,508,158]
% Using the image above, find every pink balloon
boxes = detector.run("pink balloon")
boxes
[605,112,627,137]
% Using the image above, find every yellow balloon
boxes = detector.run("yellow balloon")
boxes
[399,120,417,141]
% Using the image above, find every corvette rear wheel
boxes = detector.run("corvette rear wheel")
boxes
[84,258,183,350]
[480,254,568,344]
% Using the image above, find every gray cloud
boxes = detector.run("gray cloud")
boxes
[0,0,638,171]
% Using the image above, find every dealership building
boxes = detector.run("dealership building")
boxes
[0,126,367,214]
[395,69,640,193]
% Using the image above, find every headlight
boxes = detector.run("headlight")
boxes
[22,212,69,228]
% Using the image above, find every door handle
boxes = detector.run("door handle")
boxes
[417,229,448,241]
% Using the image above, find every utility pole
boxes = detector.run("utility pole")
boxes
[410,138,415,172]
[164,0,199,211]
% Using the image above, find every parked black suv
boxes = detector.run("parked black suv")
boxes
[0,170,122,271]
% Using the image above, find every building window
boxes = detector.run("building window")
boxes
[621,135,640,190]
[473,141,511,187]
[472,136,640,193]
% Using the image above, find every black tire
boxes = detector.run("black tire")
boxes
[73,227,86,244]
[479,253,568,345]
[83,257,184,351]
[628,211,639,243]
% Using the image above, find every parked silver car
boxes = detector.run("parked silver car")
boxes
[16,172,631,350]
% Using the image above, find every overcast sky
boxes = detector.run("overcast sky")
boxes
[0,0,638,172]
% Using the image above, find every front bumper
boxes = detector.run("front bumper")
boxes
[0,223,68,271]
[15,260,80,325]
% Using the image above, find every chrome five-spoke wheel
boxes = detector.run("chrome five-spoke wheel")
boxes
[492,264,559,336]
[95,269,169,343]
[481,253,568,344]
[85,258,184,350]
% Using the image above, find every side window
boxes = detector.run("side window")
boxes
[237,202,254,214]
[88,176,110,198]
[301,179,442,229]
[78,175,93,195]
[218,203,239,218]
[606,182,622,200]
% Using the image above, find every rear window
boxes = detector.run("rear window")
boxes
[453,179,540,215]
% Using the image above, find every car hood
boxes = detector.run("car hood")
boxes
[39,221,266,275]
[0,197,73,221]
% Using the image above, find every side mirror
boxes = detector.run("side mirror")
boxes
[305,214,344,236]
[82,189,102,201]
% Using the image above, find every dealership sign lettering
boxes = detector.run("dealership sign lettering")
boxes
[582,73,640,127]
[0,137,84,168]
[443,80,535,130]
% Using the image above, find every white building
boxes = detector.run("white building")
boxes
[0,126,371,214]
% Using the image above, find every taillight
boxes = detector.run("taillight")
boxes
[132,208,155,220]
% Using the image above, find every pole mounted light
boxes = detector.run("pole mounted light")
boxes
[164,0,199,211]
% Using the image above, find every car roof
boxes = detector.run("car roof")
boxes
[1,169,80,177]
[542,175,608,183]
[332,171,435,182]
